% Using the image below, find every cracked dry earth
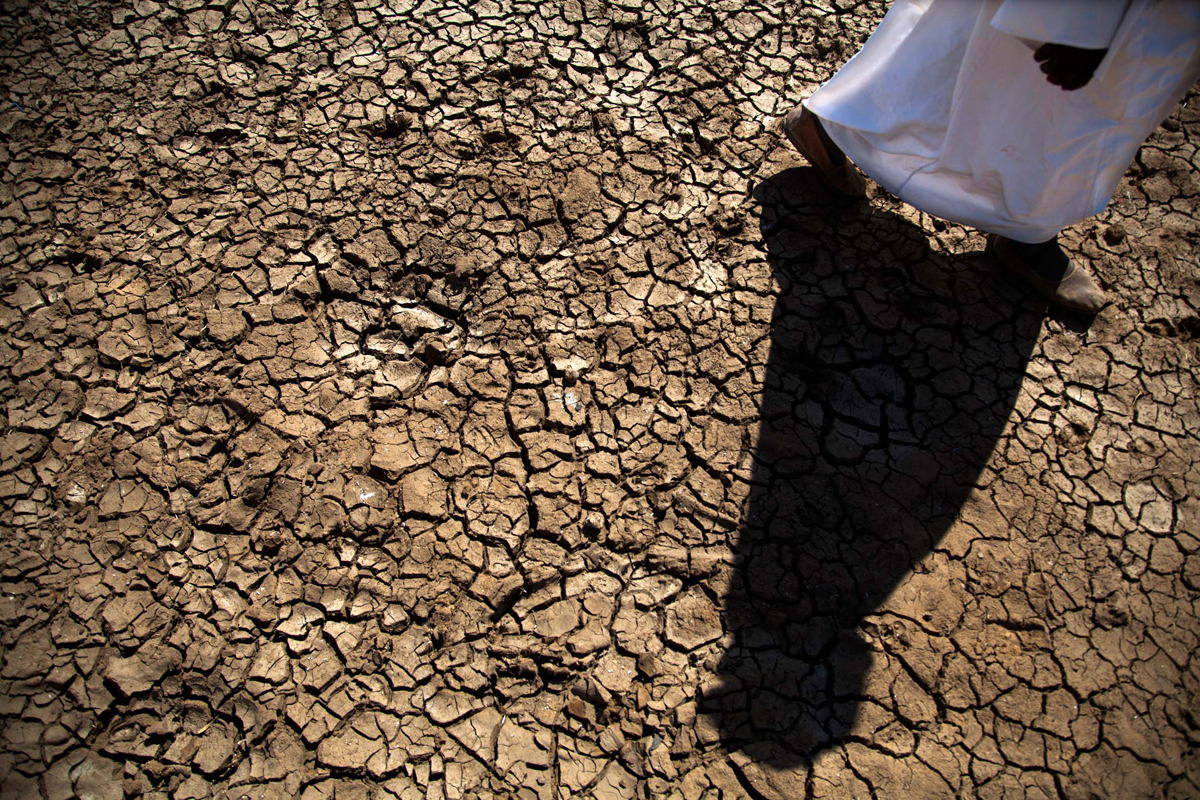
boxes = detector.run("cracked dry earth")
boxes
[2,0,1200,798]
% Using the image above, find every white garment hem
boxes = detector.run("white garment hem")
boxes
[811,110,1064,244]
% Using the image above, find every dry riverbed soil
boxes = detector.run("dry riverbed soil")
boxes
[2,1,1200,798]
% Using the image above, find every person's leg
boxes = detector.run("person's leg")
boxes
[780,106,867,198]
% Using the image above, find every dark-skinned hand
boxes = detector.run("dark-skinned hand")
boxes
[1033,43,1107,91]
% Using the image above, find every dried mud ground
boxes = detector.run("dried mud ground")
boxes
[2,1,1200,799]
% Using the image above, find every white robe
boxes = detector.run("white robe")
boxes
[804,0,1200,243]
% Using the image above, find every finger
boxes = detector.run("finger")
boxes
[1060,71,1089,91]
[1058,65,1086,84]
[1043,58,1085,86]
[1041,63,1069,85]
[1049,72,1078,89]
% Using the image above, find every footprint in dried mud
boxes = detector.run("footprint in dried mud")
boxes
[1146,313,1200,343]
[700,168,1042,768]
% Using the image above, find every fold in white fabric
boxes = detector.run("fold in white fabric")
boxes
[990,0,1130,50]
[804,0,1200,243]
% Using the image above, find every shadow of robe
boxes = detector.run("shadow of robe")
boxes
[698,167,1042,770]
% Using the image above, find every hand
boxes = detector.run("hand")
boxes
[1033,43,1107,91]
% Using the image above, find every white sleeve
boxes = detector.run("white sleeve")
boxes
[990,0,1132,49]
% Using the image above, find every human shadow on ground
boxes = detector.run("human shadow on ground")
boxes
[698,168,1043,771]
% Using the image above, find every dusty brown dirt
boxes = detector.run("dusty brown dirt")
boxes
[2,1,1199,798]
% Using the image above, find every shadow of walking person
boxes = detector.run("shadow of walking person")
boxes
[698,167,1043,780]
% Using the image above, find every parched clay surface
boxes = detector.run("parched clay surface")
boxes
[1,1,1199,798]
